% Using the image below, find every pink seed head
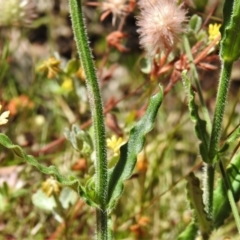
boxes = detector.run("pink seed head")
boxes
[137,0,187,58]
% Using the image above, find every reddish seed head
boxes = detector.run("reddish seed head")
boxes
[137,0,187,58]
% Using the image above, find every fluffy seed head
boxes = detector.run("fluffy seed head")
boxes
[0,0,36,26]
[137,0,187,58]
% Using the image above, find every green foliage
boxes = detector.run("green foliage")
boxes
[65,59,81,75]
[107,88,163,211]
[186,172,212,237]
[2,0,240,238]
[213,153,240,228]
[219,124,240,154]
[64,124,93,156]
[187,14,208,44]
[220,0,240,62]
[178,222,198,240]
[0,133,98,208]
[181,71,209,163]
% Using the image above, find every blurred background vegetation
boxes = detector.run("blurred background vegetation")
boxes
[0,0,240,239]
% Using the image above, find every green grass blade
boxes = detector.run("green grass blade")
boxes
[213,152,240,228]
[218,159,240,233]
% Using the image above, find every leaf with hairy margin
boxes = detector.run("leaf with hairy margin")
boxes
[186,172,212,238]
[107,88,163,211]
[182,70,209,163]
[0,133,99,208]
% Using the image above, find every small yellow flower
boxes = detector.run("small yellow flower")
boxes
[0,105,10,125]
[107,135,124,156]
[38,57,61,79]
[61,78,73,91]
[76,67,85,81]
[41,177,61,197]
[208,23,221,41]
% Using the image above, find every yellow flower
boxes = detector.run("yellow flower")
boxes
[208,23,221,41]
[41,177,61,197]
[61,78,73,91]
[38,57,61,79]
[0,105,10,125]
[76,67,85,81]
[107,135,124,156]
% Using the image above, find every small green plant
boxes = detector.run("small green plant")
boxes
[0,0,163,238]
[1,0,240,239]
[179,0,240,239]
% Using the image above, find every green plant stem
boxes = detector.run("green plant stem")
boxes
[203,163,215,220]
[68,0,108,239]
[208,61,233,163]
[205,60,232,220]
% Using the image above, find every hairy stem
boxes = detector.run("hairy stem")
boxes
[68,0,108,239]
[205,60,232,219]
[208,61,233,163]
[203,163,215,220]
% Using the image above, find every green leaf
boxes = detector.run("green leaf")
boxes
[64,124,93,154]
[186,15,207,44]
[65,58,80,75]
[220,0,240,62]
[189,14,202,33]
[107,88,163,211]
[0,133,98,208]
[186,172,212,238]
[219,124,240,154]
[177,222,198,240]
[182,71,209,163]
[213,152,240,228]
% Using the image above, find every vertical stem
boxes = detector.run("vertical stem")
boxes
[203,163,215,220]
[206,60,232,219]
[68,0,108,239]
[208,61,233,163]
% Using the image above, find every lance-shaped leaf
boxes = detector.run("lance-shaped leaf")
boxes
[213,152,240,228]
[186,172,212,238]
[220,0,240,63]
[182,71,209,163]
[0,133,98,208]
[107,88,163,211]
